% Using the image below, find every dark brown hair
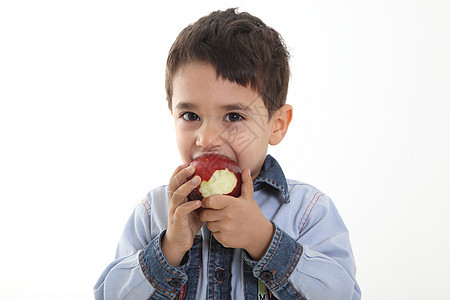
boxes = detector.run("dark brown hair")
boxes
[165,8,290,118]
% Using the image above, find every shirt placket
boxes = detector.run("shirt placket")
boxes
[207,234,233,299]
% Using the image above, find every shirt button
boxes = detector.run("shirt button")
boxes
[168,278,182,288]
[260,271,274,282]
[215,269,226,281]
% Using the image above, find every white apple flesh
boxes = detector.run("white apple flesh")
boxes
[198,168,238,198]
[187,154,242,201]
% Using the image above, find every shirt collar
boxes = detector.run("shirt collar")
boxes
[253,154,290,203]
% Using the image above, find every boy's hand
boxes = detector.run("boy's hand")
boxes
[162,163,203,266]
[200,168,274,260]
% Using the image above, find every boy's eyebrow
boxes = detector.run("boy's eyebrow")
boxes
[220,103,252,112]
[175,102,197,111]
[174,102,253,112]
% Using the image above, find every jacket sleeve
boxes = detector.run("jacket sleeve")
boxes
[93,198,189,300]
[243,193,361,300]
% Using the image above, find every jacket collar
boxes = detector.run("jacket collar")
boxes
[253,155,290,203]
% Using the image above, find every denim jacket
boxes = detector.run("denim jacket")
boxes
[94,155,361,299]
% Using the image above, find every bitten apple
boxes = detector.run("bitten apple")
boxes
[187,154,242,201]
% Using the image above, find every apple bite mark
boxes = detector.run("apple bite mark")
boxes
[199,168,237,198]
[187,154,242,200]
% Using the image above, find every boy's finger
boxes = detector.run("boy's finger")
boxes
[240,168,254,199]
[171,163,189,178]
[199,208,221,223]
[171,175,201,207]
[206,220,220,233]
[173,200,202,220]
[169,164,195,196]
[202,194,229,210]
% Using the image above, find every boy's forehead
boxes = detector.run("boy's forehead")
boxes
[171,63,268,113]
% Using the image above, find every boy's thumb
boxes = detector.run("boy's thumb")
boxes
[240,168,254,198]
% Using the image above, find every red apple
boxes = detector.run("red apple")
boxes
[187,154,242,201]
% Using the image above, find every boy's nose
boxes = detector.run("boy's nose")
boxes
[196,122,224,150]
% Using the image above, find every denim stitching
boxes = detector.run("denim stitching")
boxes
[212,239,216,300]
[191,236,202,298]
[298,194,323,234]
[297,192,322,232]
[154,235,183,280]
[261,176,286,193]
[142,198,151,225]
[269,242,302,290]
[139,251,176,298]
[256,176,290,201]
[297,191,320,231]
[259,227,281,272]
[288,280,306,300]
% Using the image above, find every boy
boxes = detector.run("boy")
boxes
[95,8,360,299]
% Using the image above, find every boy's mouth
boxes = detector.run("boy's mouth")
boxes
[193,152,228,161]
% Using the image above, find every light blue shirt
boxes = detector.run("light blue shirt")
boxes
[94,155,361,299]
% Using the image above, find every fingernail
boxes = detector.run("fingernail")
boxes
[186,164,193,171]
[192,176,199,184]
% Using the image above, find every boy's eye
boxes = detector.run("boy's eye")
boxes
[181,112,200,121]
[224,113,244,122]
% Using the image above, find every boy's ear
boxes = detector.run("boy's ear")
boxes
[269,104,293,145]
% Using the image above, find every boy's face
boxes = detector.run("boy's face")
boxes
[171,63,278,179]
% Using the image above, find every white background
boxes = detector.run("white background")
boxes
[1,0,449,299]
